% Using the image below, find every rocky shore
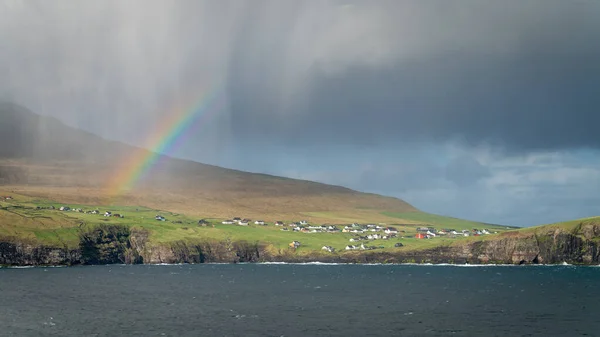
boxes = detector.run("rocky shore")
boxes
[1,222,599,266]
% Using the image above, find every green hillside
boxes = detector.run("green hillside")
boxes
[0,191,517,254]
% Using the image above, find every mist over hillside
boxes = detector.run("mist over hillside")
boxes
[0,103,417,220]
[0,102,126,162]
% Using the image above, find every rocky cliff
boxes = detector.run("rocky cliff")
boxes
[1,222,599,266]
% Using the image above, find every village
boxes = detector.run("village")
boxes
[220,217,498,253]
[16,200,499,255]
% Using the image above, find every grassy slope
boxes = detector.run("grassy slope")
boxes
[1,103,417,223]
[381,212,513,231]
[0,190,517,254]
[512,216,600,236]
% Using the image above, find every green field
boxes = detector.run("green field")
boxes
[382,212,515,231]
[0,192,519,254]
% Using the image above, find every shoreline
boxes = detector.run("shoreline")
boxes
[2,261,597,268]
[2,220,600,267]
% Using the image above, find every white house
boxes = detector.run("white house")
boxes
[254,220,265,225]
[482,229,490,235]
[426,230,437,237]
[384,227,398,235]
[299,220,308,225]
[222,220,235,224]
[321,246,335,253]
[345,245,357,250]
[274,221,284,226]
[239,220,249,226]
[104,211,112,217]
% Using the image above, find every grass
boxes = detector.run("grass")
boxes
[381,212,514,231]
[0,190,515,254]
[512,216,600,236]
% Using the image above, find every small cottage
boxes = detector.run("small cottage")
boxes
[384,227,398,235]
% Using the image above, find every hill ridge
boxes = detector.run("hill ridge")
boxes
[0,102,418,221]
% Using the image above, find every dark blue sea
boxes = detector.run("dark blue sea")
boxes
[0,264,598,337]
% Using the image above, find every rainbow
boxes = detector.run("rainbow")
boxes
[106,87,225,197]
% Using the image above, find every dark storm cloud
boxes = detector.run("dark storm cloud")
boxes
[224,1,600,153]
[1,1,599,154]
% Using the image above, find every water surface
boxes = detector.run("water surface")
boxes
[0,264,598,336]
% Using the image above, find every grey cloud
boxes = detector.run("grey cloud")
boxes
[224,1,600,153]
[445,156,490,187]
[1,1,599,156]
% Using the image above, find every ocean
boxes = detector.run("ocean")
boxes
[0,264,598,337]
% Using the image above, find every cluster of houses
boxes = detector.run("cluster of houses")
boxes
[286,224,339,233]
[277,220,341,233]
[413,227,494,239]
[345,243,378,251]
[54,206,124,218]
[340,223,401,234]
[221,217,266,226]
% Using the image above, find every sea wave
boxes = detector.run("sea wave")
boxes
[0,265,67,269]
[255,262,591,267]
[2,262,597,268]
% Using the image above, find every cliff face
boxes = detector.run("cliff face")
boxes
[1,222,599,266]
[0,241,80,266]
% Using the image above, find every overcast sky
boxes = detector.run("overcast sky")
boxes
[1,0,599,226]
